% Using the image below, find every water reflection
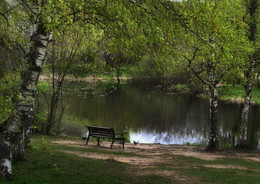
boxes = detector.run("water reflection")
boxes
[61,86,260,148]
[129,130,206,145]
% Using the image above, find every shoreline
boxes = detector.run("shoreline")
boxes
[38,74,260,104]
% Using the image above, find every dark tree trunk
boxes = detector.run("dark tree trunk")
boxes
[45,92,59,134]
[206,86,220,151]
[45,59,67,134]
[237,0,258,149]
[45,90,61,134]
[55,98,65,133]
[0,24,50,178]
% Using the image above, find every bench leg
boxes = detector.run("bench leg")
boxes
[97,137,100,146]
[110,139,114,149]
[122,140,125,149]
[86,136,90,145]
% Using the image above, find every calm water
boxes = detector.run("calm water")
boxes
[60,86,260,148]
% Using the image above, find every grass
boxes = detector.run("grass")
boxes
[0,136,259,184]
[1,150,129,183]
[165,154,260,169]
[0,136,173,184]
[157,155,260,184]
[178,168,259,184]
[219,85,260,103]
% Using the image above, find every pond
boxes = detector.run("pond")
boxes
[52,85,260,149]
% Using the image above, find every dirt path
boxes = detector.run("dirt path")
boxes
[51,139,260,162]
[50,139,260,184]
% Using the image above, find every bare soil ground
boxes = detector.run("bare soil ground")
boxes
[50,139,260,184]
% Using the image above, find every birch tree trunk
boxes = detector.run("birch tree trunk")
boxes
[0,23,50,179]
[237,0,258,149]
[238,59,255,148]
[239,80,251,147]
[207,86,220,151]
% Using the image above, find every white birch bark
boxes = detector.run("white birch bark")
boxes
[0,23,50,178]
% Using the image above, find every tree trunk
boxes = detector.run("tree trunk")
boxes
[0,121,12,180]
[0,23,50,178]
[45,92,60,134]
[237,71,253,149]
[206,86,220,151]
[237,0,257,149]
[45,58,67,134]
[55,98,65,133]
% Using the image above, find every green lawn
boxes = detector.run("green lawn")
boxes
[219,85,260,103]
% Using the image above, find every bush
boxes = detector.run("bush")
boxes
[0,74,20,122]
[174,84,191,94]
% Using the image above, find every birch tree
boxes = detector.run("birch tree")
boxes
[237,0,259,149]
[0,0,52,178]
[181,0,249,151]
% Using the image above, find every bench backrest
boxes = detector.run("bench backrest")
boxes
[87,126,115,138]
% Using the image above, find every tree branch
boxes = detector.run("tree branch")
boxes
[182,47,210,85]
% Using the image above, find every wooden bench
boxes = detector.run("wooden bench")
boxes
[82,126,125,149]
